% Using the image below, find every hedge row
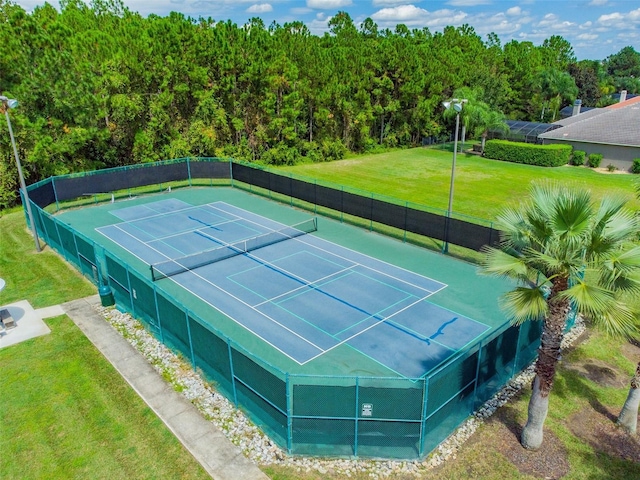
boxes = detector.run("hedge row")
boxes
[484,140,573,167]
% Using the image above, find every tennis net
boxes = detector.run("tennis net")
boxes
[151,217,317,281]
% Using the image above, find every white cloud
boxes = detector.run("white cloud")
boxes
[291,7,313,15]
[370,5,467,28]
[372,0,414,6]
[447,0,491,6]
[472,12,521,35]
[506,6,521,16]
[246,3,272,13]
[598,12,624,23]
[597,7,640,29]
[371,5,428,21]
[577,33,598,40]
[307,11,331,34]
[588,0,608,5]
[306,0,352,9]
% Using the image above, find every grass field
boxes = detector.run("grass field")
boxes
[2,148,639,479]
[0,209,211,480]
[279,148,639,221]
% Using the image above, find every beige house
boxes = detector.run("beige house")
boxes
[538,95,640,171]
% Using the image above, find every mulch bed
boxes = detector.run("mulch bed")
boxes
[569,404,640,463]
[487,405,570,479]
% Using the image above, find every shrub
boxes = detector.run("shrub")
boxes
[321,139,347,162]
[607,164,617,172]
[483,140,572,167]
[632,158,640,174]
[588,153,603,168]
[571,150,586,166]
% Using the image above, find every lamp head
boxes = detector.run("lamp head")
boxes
[442,101,451,109]
[453,102,463,113]
[0,96,19,109]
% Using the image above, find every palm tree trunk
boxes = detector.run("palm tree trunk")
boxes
[617,361,640,434]
[521,280,569,450]
[521,375,548,449]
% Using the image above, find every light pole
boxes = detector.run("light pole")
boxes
[1,95,41,252]
[442,98,467,253]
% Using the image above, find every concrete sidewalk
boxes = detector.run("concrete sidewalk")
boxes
[62,296,268,480]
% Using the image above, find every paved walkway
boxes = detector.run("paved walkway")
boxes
[62,295,269,480]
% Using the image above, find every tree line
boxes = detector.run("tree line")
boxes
[1,0,640,207]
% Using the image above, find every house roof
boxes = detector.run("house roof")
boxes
[539,97,640,147]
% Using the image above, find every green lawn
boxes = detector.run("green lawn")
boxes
[0,315,211,480]
[0,209,211,479]
[0,208,96,307]
[2,148,639,479]
[279,148,639,221]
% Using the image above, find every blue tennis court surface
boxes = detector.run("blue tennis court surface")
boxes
[98,198,489,378]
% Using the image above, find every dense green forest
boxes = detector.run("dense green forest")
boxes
[1,0,640,208]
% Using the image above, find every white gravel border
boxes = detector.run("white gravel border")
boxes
[96,304,585,478]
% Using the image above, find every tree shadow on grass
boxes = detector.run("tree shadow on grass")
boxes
[551,365,640,469]
[488,402,571,479]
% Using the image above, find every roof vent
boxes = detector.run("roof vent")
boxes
[620,90,627,103]
[572,99,582,116]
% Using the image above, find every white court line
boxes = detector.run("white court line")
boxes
[294,234,447,295]
[208,202,446,294]
[299,293,447,365]
[97,224,177,263]
[97,223,326,364]
[112,201,209,222]
[252,265,356,307]
[166,267,327,363]
[98,199,453,366]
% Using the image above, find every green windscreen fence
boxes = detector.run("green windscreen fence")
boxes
[25,159,544,460]
[28,157,500,253]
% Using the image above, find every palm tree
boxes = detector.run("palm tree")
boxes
[536,68,579,121]
[470,105,509,154]
[480,182,640,450]
[617,182,640,434]
[617,362,640,433]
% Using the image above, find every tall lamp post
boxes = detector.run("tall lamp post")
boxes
[1,95,41,252]
[442,98,467,253]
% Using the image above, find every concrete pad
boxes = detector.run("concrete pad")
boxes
[170,408,217,441]
[35,304,65,319]
[0,300,51,349]
[150,392,191,419]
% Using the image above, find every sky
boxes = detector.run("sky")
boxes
[16,0,640,60]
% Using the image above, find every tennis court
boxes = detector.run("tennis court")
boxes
[97,198,489,379]
[32,159,540,459]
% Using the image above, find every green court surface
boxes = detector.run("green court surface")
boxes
[56,186,514,379]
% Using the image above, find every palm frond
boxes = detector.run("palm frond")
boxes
[558,281,616,319]
[591,302,640,340]
[551,188,593,248]
[500,287,547,325]
[479,246,535,284]
[588,196,637,255]
[597,246,640,294]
